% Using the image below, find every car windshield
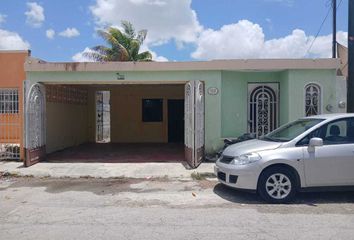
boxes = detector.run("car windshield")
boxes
[262,118,325,142]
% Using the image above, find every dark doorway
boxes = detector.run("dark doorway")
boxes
[168,99,184,143]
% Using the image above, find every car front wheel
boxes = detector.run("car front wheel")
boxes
[258,167,297,203]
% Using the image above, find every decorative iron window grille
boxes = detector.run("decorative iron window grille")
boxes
[0,89,19,114]
[249,85,278,137]
[305,83,321,116]
[46,85,88,105]
[0,88,20,160]
[0,144,20,160]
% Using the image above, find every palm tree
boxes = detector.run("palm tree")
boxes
[85,21,152,62]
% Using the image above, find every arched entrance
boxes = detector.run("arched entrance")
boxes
[24,83,46,167]
[248,83,279,138]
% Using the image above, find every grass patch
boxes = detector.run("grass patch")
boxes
[0,171,34,179]
[191,172,216,180]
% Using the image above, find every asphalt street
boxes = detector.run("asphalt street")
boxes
[1,176,354,240]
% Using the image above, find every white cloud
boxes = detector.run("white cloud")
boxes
[72,47,95,62]
[72,45,168,62]
[46,29,55,39]
[307,31,347,58]
[0,14,6,25]
[140,44,168,62]
[59,28,80,38]
[25,2,45,28]
[0,29,30,50]
[153,54,168,62]
[88,1,343,61]
[90,0,202,46]
[192,20,348,60]
[192,20,264,59]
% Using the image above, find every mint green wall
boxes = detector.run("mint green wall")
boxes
[220,71,286,137]
[287,69,337,121]
[220,69,337,139]
[279,71,290,125]
[27,68,337,154]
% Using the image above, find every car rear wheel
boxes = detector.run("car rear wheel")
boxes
[258,167,297,203]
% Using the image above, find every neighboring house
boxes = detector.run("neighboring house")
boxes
[0,50,30,161]
[337,43,348,78]
[22,58,346,168]
[336,43,348,114]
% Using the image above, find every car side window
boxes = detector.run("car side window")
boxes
[297,118,354,146]
[346,118,354,143]
[323,118,354,145]
[297,126,324,146]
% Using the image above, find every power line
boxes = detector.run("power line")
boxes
[306,0,343,55]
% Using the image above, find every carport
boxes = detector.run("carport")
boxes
[43,83,186,163]
[23,60,205,168]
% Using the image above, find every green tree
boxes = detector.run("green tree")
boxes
[85,21,152,62]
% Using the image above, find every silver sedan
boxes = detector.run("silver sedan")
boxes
[215,113,354,203]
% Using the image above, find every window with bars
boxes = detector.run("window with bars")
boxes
[0,89,19,114]
[305,83,321,116]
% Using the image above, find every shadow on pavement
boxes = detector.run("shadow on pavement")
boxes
[213,183,354,205]
[213,183,262,204]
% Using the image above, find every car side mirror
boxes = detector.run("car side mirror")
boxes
[308,137,323,153]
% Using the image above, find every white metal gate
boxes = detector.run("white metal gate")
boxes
[24,82,46,167]
[248,83,279,137]
[96,91,111,143]
[185,80,205,168]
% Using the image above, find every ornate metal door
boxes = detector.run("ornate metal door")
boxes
[24,82,46,167]
[248,83,279,138]
[184,81,205,168]
[95,91,111,143]
[96,91,104,142]
[185,82,194,167]
[194,81,205,167]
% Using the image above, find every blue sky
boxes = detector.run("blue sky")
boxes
[0,0,349,62]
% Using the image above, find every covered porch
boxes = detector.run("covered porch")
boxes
[46,142,184,163]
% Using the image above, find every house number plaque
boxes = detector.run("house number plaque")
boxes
[207,87,219,95]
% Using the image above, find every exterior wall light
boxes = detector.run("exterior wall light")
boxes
[338,101,346,109]
[326,104,333,112]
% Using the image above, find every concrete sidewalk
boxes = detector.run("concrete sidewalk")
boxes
[0,161,215,180]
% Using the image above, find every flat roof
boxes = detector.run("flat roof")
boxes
[25,58,340,72]
[0,50,30,54]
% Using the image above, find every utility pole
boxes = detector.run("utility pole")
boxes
[333,0,337,58]
[348,0,354,113]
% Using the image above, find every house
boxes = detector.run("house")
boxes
[0,50,30,161]
[21,57,346,168]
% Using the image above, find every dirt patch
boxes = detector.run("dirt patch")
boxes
[0,177,146,195]
[0,172,21,178]
[0,176,184,196]
[197,179,218,189]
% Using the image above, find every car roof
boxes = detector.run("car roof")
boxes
[302,113,354,121]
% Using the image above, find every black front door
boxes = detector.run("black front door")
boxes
[168,99,184,143]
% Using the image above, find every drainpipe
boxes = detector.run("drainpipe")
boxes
[348,0,354,113]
